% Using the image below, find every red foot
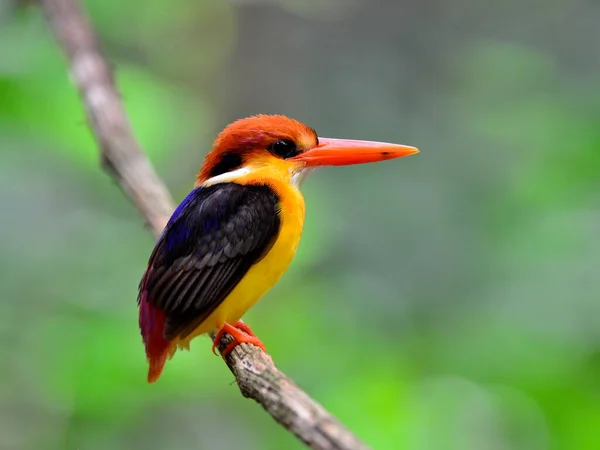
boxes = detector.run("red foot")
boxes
[211,321,266,359]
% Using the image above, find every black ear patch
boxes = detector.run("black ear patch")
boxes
[210,153,243,177]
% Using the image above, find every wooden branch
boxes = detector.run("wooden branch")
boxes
[40,0,370,449]
[41,0,174,234]
[215,338,370,450]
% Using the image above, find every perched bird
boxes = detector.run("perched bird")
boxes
[138,115,418,382]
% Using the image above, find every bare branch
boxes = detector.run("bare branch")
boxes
[216,336,371,450]
[40,0,370,448]
[41,0,173,234]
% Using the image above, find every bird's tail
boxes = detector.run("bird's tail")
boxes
[139,292,170,383]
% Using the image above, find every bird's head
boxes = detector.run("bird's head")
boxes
[196,114,418,187]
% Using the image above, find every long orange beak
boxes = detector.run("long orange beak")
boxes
[290,137,419,166]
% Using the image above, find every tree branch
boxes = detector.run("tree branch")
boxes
[40,0,370,449]
[41,0,174,234]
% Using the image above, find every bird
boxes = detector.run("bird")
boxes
[138,114,419,382]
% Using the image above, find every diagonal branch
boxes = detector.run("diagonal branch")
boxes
[40,0,370,449]
[41,0,174,234]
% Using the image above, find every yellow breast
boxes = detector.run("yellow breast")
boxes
[172,165,306,351]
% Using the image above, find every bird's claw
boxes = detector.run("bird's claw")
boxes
[212,321,266,359]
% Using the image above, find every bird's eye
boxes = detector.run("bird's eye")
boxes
[268,140,298,159]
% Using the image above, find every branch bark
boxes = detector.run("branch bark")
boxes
[40,0,370,449]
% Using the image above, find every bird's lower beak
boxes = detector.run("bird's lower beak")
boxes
[290,137,419,166]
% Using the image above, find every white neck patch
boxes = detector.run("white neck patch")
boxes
[202,166,252,186]
[290,167,315,189]
[202,165,315,190]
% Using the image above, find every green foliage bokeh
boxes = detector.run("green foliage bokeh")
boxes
[1,1,599,449]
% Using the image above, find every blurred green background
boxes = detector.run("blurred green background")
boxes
[1,0,600,449]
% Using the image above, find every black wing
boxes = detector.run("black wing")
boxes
[138,183,281,340]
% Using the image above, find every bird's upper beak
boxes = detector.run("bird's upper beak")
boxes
[289,137,419,166]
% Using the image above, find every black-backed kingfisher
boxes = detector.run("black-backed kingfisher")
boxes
[138,115,419,382]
